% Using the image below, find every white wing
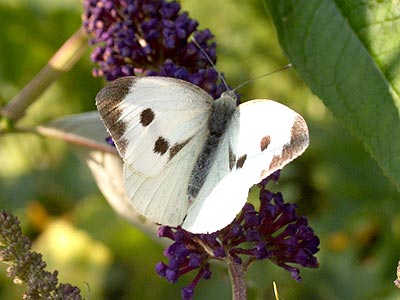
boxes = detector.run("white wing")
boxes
[124,131,207,226]
[96,76,213,176]
[183,100,309,233]
[96,76,213,226]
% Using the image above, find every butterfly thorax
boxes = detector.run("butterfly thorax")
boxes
[208,91,237,135]
[187,92,237,203]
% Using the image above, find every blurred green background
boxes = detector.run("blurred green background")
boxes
[1,0,400,299]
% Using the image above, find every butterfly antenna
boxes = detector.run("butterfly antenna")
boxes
[191,37,230,91]
[232,64,292,93]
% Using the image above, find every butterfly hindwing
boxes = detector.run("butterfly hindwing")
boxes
[183,100,309,233]
[235,99,309,180]
[182,109,240,232]
[96,76,213,176]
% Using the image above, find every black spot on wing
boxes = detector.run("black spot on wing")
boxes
[260,135,271,151]
[169,138,191,160]
[154,137,169,155]
[140,108,155,127]
[236,154,247,169]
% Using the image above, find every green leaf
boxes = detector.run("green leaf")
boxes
[264,0,400,190]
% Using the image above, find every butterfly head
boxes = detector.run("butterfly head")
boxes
[217,90,238,107]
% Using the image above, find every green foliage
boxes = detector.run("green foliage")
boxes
[264,0,400,190]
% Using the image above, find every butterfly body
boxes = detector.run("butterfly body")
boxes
[188,91,237,203]
[96,76,309,233]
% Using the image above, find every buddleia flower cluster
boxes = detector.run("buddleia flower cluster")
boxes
[0,211,82,300]
[83,1,320,299]
[82,0,225,98]
[156,172,319,299]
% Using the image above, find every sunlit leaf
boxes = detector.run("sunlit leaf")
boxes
[265,0,400,190]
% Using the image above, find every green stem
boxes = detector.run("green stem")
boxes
[1,27,88,123]
[228,262,247,300]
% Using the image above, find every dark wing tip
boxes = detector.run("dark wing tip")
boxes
[95,77,138,157]
[292,114,309,150]
[95,76,137,107]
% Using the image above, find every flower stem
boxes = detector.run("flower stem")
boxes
[34,125,117,154]
[227,262,247,300]
[1,27,88,123]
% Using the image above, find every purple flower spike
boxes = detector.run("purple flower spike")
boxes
[83,0,226,98]
[157,172,319,298]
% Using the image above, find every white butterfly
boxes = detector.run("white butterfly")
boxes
[96,76,309,234]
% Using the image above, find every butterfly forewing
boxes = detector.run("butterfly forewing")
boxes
[183,100,309,233]
[96,76,213,176]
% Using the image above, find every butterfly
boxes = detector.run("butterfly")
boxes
[96,76,309,234]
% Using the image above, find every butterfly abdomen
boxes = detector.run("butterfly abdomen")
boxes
[187,93,237,201]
